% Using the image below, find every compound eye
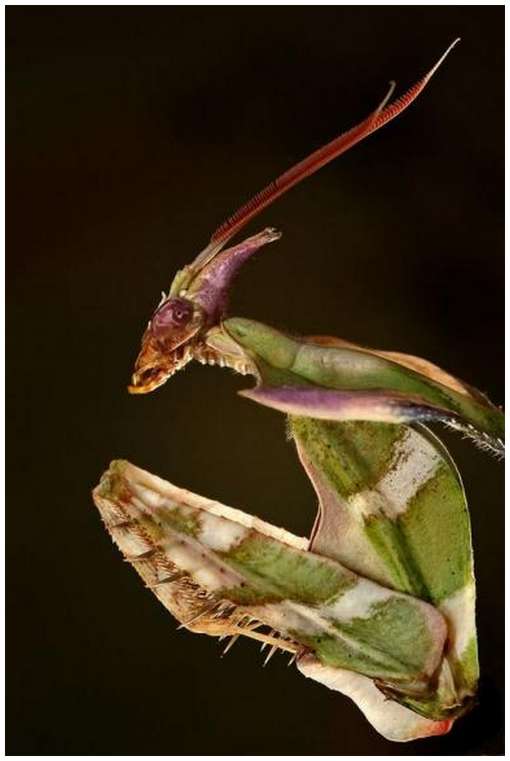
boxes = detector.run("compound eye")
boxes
[151,297,194,336]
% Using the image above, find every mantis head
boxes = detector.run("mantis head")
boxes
[128,296,205,394]
[128,40,460,395]
[128,228,282,393]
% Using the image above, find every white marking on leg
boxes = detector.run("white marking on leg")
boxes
[349,429,441,519]
[321,579,394,621]
[198,512,248,552]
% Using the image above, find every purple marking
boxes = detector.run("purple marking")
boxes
[191,228,281,322]
[238,385,453,425]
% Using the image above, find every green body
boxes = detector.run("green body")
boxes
[117,45,502,741]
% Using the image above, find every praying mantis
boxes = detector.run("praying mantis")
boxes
[93,39,504,742]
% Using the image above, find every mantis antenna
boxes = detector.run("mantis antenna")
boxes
[191,38,460,272]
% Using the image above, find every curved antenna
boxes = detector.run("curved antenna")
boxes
[192,38,460,272]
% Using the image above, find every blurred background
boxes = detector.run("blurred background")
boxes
[7,6,504,755]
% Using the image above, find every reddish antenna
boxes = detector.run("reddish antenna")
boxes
[191,38,460,271]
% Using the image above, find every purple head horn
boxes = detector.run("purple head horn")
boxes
[186,227,281,323]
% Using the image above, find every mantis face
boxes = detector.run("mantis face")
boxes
[129,296,206,393]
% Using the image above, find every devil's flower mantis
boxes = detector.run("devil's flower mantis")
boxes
[93,39,504,743]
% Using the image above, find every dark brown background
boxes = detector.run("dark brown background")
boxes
[7,6,504,755]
